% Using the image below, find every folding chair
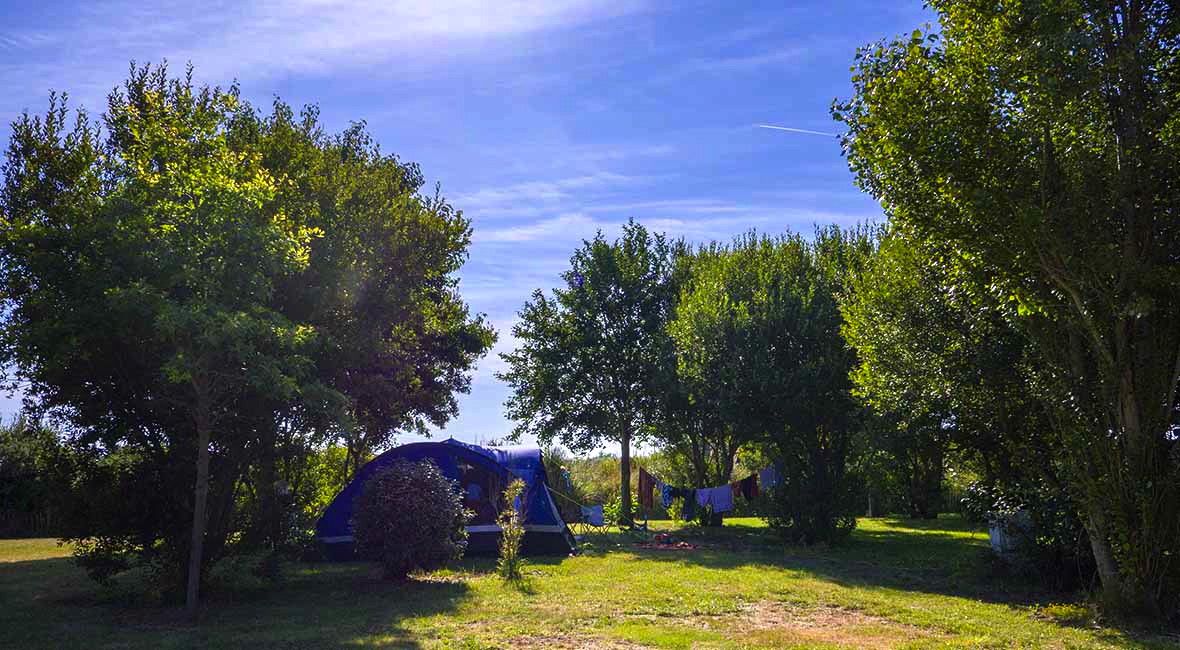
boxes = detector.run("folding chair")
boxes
[573,504,607,536]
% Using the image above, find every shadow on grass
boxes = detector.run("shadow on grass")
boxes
[584,517,1178,647]
[585,517,1051,606]
[0,553,473,649]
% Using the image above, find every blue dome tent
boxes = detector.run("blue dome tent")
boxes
[316,439,576,558]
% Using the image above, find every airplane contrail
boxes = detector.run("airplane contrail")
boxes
[755,124,838,137]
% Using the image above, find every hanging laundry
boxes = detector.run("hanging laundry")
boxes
[638,467,656,511]
[759,466,782,491]
[696,485,734,513]
[739,474,759,500]
[669,486,697,520]
[660,483,674,509]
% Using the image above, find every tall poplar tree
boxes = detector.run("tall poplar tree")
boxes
[837,1,1180,615]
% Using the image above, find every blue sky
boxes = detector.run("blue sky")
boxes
[0,0,931,446]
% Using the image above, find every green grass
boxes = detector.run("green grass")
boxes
[1,516,1175,649]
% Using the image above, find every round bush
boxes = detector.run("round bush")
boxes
[351,459,469,579]
[764,471,858,546]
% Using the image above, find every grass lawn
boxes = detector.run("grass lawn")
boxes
[2,516,1176,649]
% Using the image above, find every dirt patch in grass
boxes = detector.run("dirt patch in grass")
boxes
[505,633,646,649]
[618,601,943,648]
[736,601,942,648]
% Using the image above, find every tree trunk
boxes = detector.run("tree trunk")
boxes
[909,442,944,520]
[1085,507,1126,609]
[619,427,633,528]
[259,424,279,551]
[185,402,212,618]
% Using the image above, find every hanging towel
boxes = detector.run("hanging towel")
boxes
[638,467,656,511]
[660,482,674,509]
[740,474,759,500]
[759,466,782,491]
[696,485,734,513]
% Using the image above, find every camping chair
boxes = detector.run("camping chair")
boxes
[573,504,608,536]
[546,485,609,536]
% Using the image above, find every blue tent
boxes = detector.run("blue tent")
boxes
[316,439,576,558]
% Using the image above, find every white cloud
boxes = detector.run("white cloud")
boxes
[454,172,639,217]
[475,212,605,243]
[472,204,876,248]
[684,46,807,73]
[756,123,838,137]
[0,31,58,52]
[0,0,644,121]
[173,0,643,81]
[584,198,754,215]
[632,45,809,91]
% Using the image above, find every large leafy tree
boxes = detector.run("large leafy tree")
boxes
[842,231,1044,518]
[841,234,949,519]
[499,220,675,526]
[663,241,765,488]
[2,67,320,614]
[0,64,492,614]
[253,103,495,476]
[670,228,871,543]
[837,1,1180,614]
[210,101,495,553]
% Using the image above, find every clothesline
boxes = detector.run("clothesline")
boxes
[637,465,782,518]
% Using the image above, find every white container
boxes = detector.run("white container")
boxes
[988,509,1032,555]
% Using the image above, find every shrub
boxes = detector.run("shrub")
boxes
[666,497,686,523]
[961,479,1094,591]
[352,459,469,579]
[497,479,526,581]
[765,470,859,546]
[71,537,135,586]
[959,481,998,525]
[0,417,81,537]
[566,454,624,506]
[60,447,194,598]
[603,493,640,526]
[541,446,591,523]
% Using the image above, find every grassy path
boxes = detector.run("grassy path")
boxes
[1,517,1174,648]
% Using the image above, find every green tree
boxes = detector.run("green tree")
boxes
[2,66,321,614]
[837,2,1180,614]
[841,234,945,518]
[499,220,675,527]
[670,229,871,543]
[0,417,79,536]
[658,243,750,488]
[252,102,495,476]
[0,64,492,614]
[844,230,1084,522]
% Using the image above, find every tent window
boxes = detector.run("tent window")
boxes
[458,460,500,525]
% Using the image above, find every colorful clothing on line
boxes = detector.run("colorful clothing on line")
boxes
[739,474,759,500]
[638,467,657,511]
[759,466,782,491]
[696,485,734,513]
[668,486,697,520]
